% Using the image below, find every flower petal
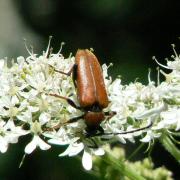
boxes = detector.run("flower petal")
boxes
[48,138,69,145]
[25,136,37,154]
[0,137,8,153]
[93,148,105,156]
[36,136,51,150]
[82,150,92,171]
[39,112,51,125]
[59,142,84,157]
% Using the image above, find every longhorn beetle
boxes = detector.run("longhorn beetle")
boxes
[49,49,152,137]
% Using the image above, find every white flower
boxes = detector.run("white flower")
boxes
[4,121,28,144]
[140,130,161,143]
[58,137,104,170]
[0,120,28,153]
[82,147,104,170]
[82,150,92,170]
[160,108,180,130]
[25,135,51,154]
[0,136,8,153]
[135,103,167,120]
[25,73,49,93]
[21,110,51,154]
[59,138,84,157]
[39,112,51,125]
[82,148,105,171]
[46,127,72,145]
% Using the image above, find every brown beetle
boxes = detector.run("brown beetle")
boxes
[50,49,152,137]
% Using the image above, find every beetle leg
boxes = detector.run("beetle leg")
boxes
[104,111,116,117]
[49,93,82,110]
[54,64,78,87]
[50,63,78,87]
[64,114,84,124]
[72,64,78,87]
[104,111,116,123]
[97,126,104,135]
[50,64,76,76]
[85,126,104,138]
[43,115,84,131]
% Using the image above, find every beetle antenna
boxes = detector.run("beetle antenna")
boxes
[92,121,153,138]
[113,121,153,135]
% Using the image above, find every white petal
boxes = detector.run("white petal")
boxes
[0,96,11,107]
[4,120,15,130]
[59,143,84,157]
[36,136,51,150]
[136,103,166,119]
[5,133,19,143]
[19,89,38,99]
[59,145,72,157]
[116,136,127,144]
[140,133,151,142]
[25,136,38,154]
[176,119,180,131]
[93,148,105,156]
[14,127,30,136]
[153,122,164,130]
[0,120,6,127]
[11,96,19,105]
[0,137,8,153]
[127,137,135,143]
[28,106,39,112]
[69,143,84,156]
[39,112,51,125]
[48,138,69,145]
[17,110,32,122]
[82,150,92,171]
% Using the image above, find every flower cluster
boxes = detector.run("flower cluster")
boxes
[0,40,179,170]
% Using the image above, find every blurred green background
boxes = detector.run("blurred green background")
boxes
[0,0,179,179]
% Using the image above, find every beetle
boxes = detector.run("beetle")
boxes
[49,49,152,137]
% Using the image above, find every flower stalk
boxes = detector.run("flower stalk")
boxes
[103,151,146,180]
[160,132,180,163]
[93,146,173,179]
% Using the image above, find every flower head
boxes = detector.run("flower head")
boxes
[0,40,179,170]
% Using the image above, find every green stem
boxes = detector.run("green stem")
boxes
[160,133,180,163]
[103,151,145,180]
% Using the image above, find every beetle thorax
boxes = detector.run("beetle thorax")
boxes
[84,111,105,129]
